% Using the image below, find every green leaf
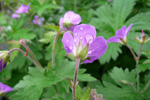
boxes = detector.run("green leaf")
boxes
[39,31,57,43]
[96,81,142,100]
[11,86,43,100]
[99,43,122,64]
[76,85,82,99]
[139,64,150,72]
[143,59,150,64]
[126,12,150,30]
[81,86,91,100]
[110,67,136,86]
[42,24,60,32]
[11,60,96,100]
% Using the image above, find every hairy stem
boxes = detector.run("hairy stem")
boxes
[137,43,143,60]
[126,44,137,60]
[20,40,44,71]
[8,48,40,68]
[136,60,140,91]
[52,33,59,66]
[73,57,80,100]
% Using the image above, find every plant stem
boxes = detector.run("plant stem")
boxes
[20,40,44,71]
[73,57,80,100]
[126,44,137,60]
[126,44,142,92]
[136,60,140,91]
[8,48,26,55]
[135,43,143,92]
[137,43,143,59]
[8,48,40,68]
[52,33,59,66]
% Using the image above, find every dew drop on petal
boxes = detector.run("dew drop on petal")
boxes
[85,33,93,44]
[80,27,83,30]
[88,50,92,54]
[67,39,69,43]
[80,36,82,40]
[75,33,77,36]
[74,39,77,42]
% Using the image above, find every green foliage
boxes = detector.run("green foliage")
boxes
[1,0,150,99]
[10,59,96,100]
[81,86,91,100]
[90,0,150,64]
[95,67,143,100]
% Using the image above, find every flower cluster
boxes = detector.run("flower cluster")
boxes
[59,11,81,31]
[12,3,30,19]
[0,82,13,95]
[33,15,45,26]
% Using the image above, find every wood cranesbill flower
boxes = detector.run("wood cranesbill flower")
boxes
[33,15,45,26]
[0,82,13,96]
[12,13,20,19]
[62,24,107,63]
[107,24,133,44]
[59,11,81,31]
[15,3,30,13]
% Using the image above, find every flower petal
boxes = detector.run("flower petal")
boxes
[73,24,96,47]
[64,11,81,25]
[83,36,107,63]
[126,23,133,35]
[107,36,122,43]
[116,26,127,40]
[0,82,13,93]
[62,32,75,53]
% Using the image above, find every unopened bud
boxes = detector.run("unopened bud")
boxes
[120,80,128,84]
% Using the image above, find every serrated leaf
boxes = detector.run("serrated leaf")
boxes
[76,85,82,99]
[99,43,122,64]
[43,24,60,32]
[11,60,96,100]
[39,31,57,43]
[11,86,43,100]
[96,81,142,100]
[81,86,91,100]
[139,64,150,72]
[110,67,136,86]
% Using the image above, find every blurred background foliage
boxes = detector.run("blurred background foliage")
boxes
[0,0,150,100]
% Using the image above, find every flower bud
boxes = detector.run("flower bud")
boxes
[135,30,150,44]
[79,43,89,60]
[0,51,10,72]
[120,80,129,84]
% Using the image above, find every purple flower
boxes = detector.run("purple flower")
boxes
[0,53,7,72]
[107,24,133,44]
[15,3,30,13]
[33,15,45,26]
[59,11,81,31]
[62,24,107,63]
[12,14,20,19]
[0,82,13,95]
[108,0,113,2]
